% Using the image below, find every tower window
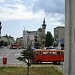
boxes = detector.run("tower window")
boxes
[35,39,37,42]
[35,36,37,38]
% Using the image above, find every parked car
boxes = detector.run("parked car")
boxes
[49,46,55,49]
[61,47,64,50]
[44,46,55,49]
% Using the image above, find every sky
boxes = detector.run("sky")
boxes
[0,0,65,40]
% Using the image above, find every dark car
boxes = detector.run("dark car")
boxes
[34,46,41,49]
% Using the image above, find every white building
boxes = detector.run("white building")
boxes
[54,26,65,47]
[22,18,47,48]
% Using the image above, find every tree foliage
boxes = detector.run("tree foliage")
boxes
[45,31,54,47]
[0,40,8,46]
[17,45,33,62]
[17,45,34,75]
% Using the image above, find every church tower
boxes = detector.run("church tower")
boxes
[42,18,47,34]
[41,18,47,48]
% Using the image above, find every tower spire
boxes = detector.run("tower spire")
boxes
[42,18,47,29]
[43,18,46,24]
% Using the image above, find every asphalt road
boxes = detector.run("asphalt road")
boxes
[0,47,63,72]
[0,48,63,67]
[0,48,24,65]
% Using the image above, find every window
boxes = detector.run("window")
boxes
[35,51,41,55]
[52,52,57,54]
[57,51,61,54]
[43,52,50,54]
[35,36,37,38]
[35,39,37,42]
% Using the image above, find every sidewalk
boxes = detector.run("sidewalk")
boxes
[53,65,63,73]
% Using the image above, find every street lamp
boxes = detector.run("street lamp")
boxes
[23,26,26,48]
[0,21,2,39]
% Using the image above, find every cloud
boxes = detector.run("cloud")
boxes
[32,0,65,14]
[0,0,44,20]
[46,13,64,26]
[32,0,65,25]
[13,0,23,3]
[0,0,65,25]
[0,0,5,2]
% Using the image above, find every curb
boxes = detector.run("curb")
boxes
[52,65,63,73]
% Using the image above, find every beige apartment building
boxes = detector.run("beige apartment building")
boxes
[0,36,15,46]
[16,37,23,45]
[54,26,65,47]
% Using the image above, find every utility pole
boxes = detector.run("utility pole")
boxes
[23,26,26,48]
[0,21,2,39]
[0,21,2,47]
[64,0,75,75]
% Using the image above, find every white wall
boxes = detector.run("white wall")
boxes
[25,34,34,47]
[23,30,35,48]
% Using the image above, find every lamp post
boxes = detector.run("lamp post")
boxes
[0,21,2,39]
[23,26,26,48]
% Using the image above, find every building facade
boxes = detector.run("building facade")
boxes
[54,26,65,47]
[16,37,23,45]
[0,36,15,46]
[23,30,35,48]
[23,18,47,48]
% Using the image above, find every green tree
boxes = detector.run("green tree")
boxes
[0,40,8,46]
[5,34,10,45]
[17,45,33,75]
[4,41,8,46]
[0,40,3,46]
[45,31,54,47]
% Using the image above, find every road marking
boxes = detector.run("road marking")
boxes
[15,53,20,56]
[0,56,2,59]
[6,50,15,57]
